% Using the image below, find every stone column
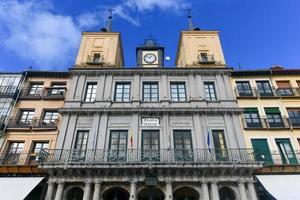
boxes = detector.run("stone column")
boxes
[238,181,248,200]
[248,181,258,200]
[201,182,210,200]
[92,181,102,200]
[129,181,137,200]
[45,181,55,200]
[210,181,220,200]
[54,181,64,200]
[165,180,173,200]
[83,181,92,200]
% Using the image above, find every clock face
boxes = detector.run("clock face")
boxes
[144,53,157,64]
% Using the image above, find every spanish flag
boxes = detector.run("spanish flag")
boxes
[130,129,133,148]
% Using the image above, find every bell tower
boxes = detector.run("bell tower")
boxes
[74,9,124,68]
[175,11,226,68]
[136,38,164,68]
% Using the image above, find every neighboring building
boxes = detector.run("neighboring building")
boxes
[0,72,24,132]
[231,67,300,199]
[0,70,69,200]
[39,15,261,200]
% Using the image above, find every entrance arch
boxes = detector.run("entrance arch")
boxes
[66,187,84,200]
[219,187,236,200]
[173,186,200,200]
[103,187,130,200]
[138,187,165,200]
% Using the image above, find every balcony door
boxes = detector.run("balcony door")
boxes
[212,130,227,161]
[5,142,24,165]
[173,130,193,161]
[275,139,297,165]
[251,139,273,165]
[73,131,88,160]
[108,130,128,162]
[142,130,160,161]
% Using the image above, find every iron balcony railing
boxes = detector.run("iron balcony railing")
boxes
[234,88,258,98]
[198,55,215,64]
[235,87,300,98]
[7,117,59,129]
[276,88,300,97]
[241,117,291,129]
[19,87,66,99]
[37,148,259,166]
[0,153,38,166]
[86,55,104,65]
[254,150,300,166]
[0,86,19,98]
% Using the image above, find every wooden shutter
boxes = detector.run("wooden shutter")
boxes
[276,81,291,88]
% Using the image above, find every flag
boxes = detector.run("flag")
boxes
[130,130,133,148]
[207,130,211,152]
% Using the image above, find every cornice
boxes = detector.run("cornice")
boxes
[69,67,230,76]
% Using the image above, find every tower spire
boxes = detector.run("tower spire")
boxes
[106,8,113,32]
[186,8,194,31]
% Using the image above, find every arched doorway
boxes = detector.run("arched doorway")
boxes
[103,187,130,200]
[138,187,165,200]
[66,187,84,200]
[173,186,200,200]
[219,187,236,200]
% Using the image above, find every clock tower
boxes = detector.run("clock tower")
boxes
[136,38,164,68]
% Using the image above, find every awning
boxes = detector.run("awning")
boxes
[0,177,44,200]
[256,175,300,200]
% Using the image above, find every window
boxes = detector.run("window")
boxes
[236,81,253,96]
[287,109,300,127]
[276,81,293,96]
[204,82,217,101]
[173,130,193,161]
[73,131,89,159]
[142,130,160,161]
[109,130,128,161]
[170,82,186,102]
[143,82,158,102]
[243,108,262,128]
[114,82,131,102]
[5,142,24,165]
[256,81,273,96]
[29,142,49,164]
[28,83,43,95]
[93,53,102,63]
[43,111,59,124]
[18,110,34,125]
[265,107,284,128]
[212,130,228,160]
[84,83,97,102]
[49,83,66,96]
[275,139,297,164]
[200,52,208,62]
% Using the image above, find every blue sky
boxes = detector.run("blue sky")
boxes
[0,0,300,71]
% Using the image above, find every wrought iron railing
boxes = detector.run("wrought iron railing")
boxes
[86,55,104,64]
[234,88,258,98]
[241,117,291,129]
[37,148,259,166]
[254,150,300,166]
[19,87,66,98]
[7,117,59,129]
[198,55,215,64]
[276,88,300,97]
[0,153,38,166]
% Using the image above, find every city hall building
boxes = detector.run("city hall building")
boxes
[38,16,261,200]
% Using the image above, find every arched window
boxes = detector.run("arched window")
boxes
[219,187,236,200]
[66,187,84,200]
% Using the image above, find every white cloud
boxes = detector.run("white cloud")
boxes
[124,0,189,12]
[0,0,81,68]
[77,13,101,29]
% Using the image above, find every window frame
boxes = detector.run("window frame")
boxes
[204,82,217,102]
[108,130,128,161]
[84,82,97,102]
[173,130,193,161]
[236,81,253,96]
[114,82,131,102]
[28,82,44,96]
[170,82,187,102]
[17,109,35,125]
[142,82,159,102]
[256,81,274,96]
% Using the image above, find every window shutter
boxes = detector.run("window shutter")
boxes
[264,107,280,114]
[276,81,291,88]
[244,108,258,113]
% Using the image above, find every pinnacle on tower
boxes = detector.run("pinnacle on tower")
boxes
[101,8,113,32]
[186,8,200,31]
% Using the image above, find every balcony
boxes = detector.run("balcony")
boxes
[86,55,104,65]
[0,86,18,98]
[38,148,259,168]
[255,150,300,166]
[198,55,215,64]
[241,117,291,130]
[234,88,258,98]
[19,87,66,100]
[7,117,59,130]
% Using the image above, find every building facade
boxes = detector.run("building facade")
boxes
[0,71,69,200]
[38,18,261,200]
[231,67,300,199]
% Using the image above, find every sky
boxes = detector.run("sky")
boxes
[0,0,300,71]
